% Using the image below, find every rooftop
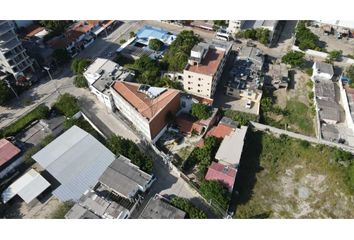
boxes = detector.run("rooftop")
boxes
[1,169,50,204]
[111,82,180,121]
[139,194,186,219]
[314,80,335,100]
[205,162,237,191]
[99,155,153,199]
[32,126,116,202]
[316,99,341,122]
[185,48,225,76]
[65,203,100,219]
[206,123,235,139]
[219,116,239,129]
[321,124,340,141]
[176,113,205,135]
[135,25,176,46]
[0,138,21,168]
[314,62,334,76]
[215,126,248,168]
[242,20,278,29]
[237,46,264,70]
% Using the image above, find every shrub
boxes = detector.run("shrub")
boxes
[51,201,75,219]
[53,93,79,117]
[334,149,353,163]
[1,104,49,137]
[281,51,305,68]
[148,39,164,51]
[120,39,126,44]
[191,103,212,120]
[71,58,91,75]
[73,75,88,88]
[304,68,313,76]
[200,180,231,210]
[171,197,207,219]
[224,109,258,125]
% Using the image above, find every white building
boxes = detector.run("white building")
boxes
[228,20,278,42]
[183,40,232,98]
[227,20,245,34]
[312,61,334,81]
[83,58,134,112]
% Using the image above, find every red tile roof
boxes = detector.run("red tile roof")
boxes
[176,114,204,135]
[23,24,45,38]
[206,124,234,139]
[205,162,237,191]
[0,139,21,167]
[185,48,225,76]
[112,82,180,121]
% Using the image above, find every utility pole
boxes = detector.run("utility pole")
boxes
[44,66,61,96]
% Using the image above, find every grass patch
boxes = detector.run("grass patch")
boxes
[234,130,354,218]
[51,201,75,219]
[0,104,49,138]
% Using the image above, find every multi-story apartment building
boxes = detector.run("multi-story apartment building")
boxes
[0,20,34,82]
[111,82,181,142]
[182,40,232,98]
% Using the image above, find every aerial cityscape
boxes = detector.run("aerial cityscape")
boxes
[2,19,354,219]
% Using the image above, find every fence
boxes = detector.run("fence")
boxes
[250,121,354,154]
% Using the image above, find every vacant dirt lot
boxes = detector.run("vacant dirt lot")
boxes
[234,130,354,218]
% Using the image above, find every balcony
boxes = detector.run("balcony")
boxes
[0,38,21,52]
[0,31,16,43]
[0,21,13,35]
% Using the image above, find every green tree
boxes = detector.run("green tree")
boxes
[295,21,319,50]
[261,97,273,112]
[200,180,231,210]
[0,80,11,106]
[334,149,353,163]
[191,103,212,120]
[129,31,136,38]
[164,30,200,71]
[281,51,305,68]
[126,54,161,86]
[171,197,207,219]
[71,58,91,75]
[149,39,164,51]
[345,65,354,84]
[53,93,79,117]
[327,50,342,62]
[120,39,126,44]
[52,49,71,65]
[74,75,88,88]
[106,135,153,173]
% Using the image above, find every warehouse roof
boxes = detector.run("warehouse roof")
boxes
[215,126,248,168]
[99,155,153,199]
[32,126,115,202]
[1,169,50,204]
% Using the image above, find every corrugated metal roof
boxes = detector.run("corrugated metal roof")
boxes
[32,126,115,202]
[1,169,50,204]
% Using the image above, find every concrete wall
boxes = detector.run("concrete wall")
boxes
[183,70,214,98]
[339,79,354,132]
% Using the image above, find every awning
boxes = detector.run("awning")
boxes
[1,169,50,204]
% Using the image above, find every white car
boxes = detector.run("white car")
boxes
[245,100,252,109]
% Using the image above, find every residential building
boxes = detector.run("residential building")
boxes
[1,169,50,204]
[139,194,186,219]
[205,162,237,192]
[183,40,232,98]
[98,155,154,200]
[215,126,248,168]
[225,46,264,115]
[0,138,22,178]
[83,58,135,112]
[32,126,116,202]
[0,20,34,82]
[179,93,213,114]
[47,21,100,57]
[227,20,245,34]
[65,189,131,219]
[111,82,181,142]
[316,99,341,124]
[312,61,334,81]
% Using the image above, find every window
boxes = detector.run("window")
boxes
[198,84,201,87]
[188,75,191,78]
[198,78,201,81]
[188,87,191,90]
[197,90,200,93]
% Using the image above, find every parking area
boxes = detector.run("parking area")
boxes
[308,25,354,55]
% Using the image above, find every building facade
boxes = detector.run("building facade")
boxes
[0,20,34,82]
[182,41,232,98]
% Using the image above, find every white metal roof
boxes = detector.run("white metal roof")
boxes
[32,126,115,202]
[1,169,50,204]
[215,126,248,168]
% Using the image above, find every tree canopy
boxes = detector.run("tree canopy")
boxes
[199,180,231,210]
[106,135,153,174]
[74,75,88,88]
[327,50,342,62]
[71,58,91,75]
[295,21,319,50]
[163,30,200,71]
[281,51,305,68]
[0,80,11,106]
[191,103,212,120]
[346,65,354,83]
[171,197,207,219]
[149,39,164,51]
[236,28,270,45]
[52,49,71,65]
[53,93,80,117]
